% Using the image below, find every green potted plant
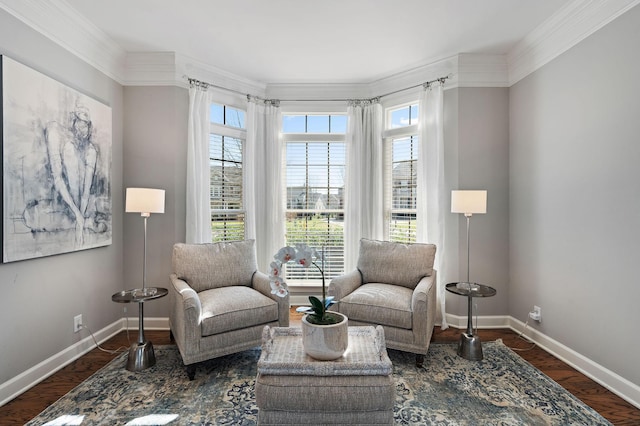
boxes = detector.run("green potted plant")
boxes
[270,244,348,359]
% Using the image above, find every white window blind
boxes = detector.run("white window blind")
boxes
[210,102,246,242]
[384,103,419,244]
[283,114,346,283]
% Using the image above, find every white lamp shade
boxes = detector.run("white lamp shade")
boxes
[451,190,487,214]
[125,188,165,214]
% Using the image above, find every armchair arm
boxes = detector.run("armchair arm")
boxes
[253,271,290,327]
[411,270,437,347]
[328,269,363,302]
[169,273,202,352]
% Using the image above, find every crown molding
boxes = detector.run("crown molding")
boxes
[268,55,457,102]
[178,54,267,97]
[268,53,508,103]
[267,82,371,101]
[0,0,126,83]
[507,0,640,85]
[369,55,459,96]
[457,54,509,87]
[2,0,638,92]
[123,51,268,98]
[124,52,181,87]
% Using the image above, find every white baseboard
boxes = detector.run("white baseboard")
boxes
[3,314,638,411]
[443,313,640,409]
[0,317,169,407]
[129,316,170,330]
[443,313,509,329]
[507,317,640,410]
[0,320,122,407]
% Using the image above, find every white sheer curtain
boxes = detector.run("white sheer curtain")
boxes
[418,81,449,329]
[344,101,384,271]
[186,85,213,244]
[245,98,284,272]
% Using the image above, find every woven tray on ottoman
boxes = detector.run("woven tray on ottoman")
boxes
[255,325,394,425]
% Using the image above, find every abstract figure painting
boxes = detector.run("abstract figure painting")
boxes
[1,56,112,262]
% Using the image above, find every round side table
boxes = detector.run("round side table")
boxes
[445,282,496,361]
[112,287,168,371]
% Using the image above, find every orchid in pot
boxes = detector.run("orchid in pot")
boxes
[269,243,348,360]
[269,244,342,325]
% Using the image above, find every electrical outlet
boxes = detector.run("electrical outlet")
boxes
[528,305,541,322]
[74,314,83,333]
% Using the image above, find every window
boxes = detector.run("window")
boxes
[282,114,347,134]
[389,103,419,128]
[210,102,246,242]
[282,114,347,283]
[210,103,246,128]
[384,103,419,243]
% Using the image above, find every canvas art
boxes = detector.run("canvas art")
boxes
[1,56,112,262]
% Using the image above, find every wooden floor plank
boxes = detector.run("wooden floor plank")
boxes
[1,315,638,425]
[432,327,640,425]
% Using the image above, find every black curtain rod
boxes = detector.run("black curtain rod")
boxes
[186,74,451,103]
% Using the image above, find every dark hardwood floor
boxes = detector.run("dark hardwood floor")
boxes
[432,327,640,425]
[1,315,639,425]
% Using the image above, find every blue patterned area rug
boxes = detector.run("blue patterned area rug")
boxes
[27,340,610,425]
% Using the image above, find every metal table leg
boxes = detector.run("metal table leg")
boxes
[458,293,483,361]
[126,301,156,371]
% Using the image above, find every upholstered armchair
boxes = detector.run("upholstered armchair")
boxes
[169,240,289,379]
[328,238,437,367]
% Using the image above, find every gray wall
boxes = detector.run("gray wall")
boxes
[0,10,124,383]
[2,0,639,400]
[122,86,188,316]
[0,11,189,389]
[121,87,512,322]
[445,88,510,318]
[510,5,640,385]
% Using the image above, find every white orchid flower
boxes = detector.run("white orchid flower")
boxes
[273,286,288,298]
[269,261,282,278]
[275,246,296,263]
[270,243,326,299]
[269,276,287,298]
[312,248,323,261]
[295,246,314,268]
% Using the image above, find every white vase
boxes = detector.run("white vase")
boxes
[301,311,349,360]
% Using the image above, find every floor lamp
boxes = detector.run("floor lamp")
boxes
[451,190,487,360]
[451,190,487,287]
[125,187,165,370]
[126,187,165,294]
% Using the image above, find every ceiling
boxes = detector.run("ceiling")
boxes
[64,0,570,85]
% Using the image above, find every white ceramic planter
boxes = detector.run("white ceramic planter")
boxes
[301,311,349,360]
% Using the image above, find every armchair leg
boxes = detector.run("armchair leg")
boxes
[416,354,425,368]
[169,329,174,342]
[186,364,196,381]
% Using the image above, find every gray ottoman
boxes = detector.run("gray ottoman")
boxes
[255,325,394,425]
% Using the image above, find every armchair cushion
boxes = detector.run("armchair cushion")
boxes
[340,283,413,329]
[200,286,278,336]
[172,240,256,292]
[357,238,436,290]
[170,240,290,379]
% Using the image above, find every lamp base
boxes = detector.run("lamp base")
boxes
[457,332,483,361]
[126,340,156,371]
